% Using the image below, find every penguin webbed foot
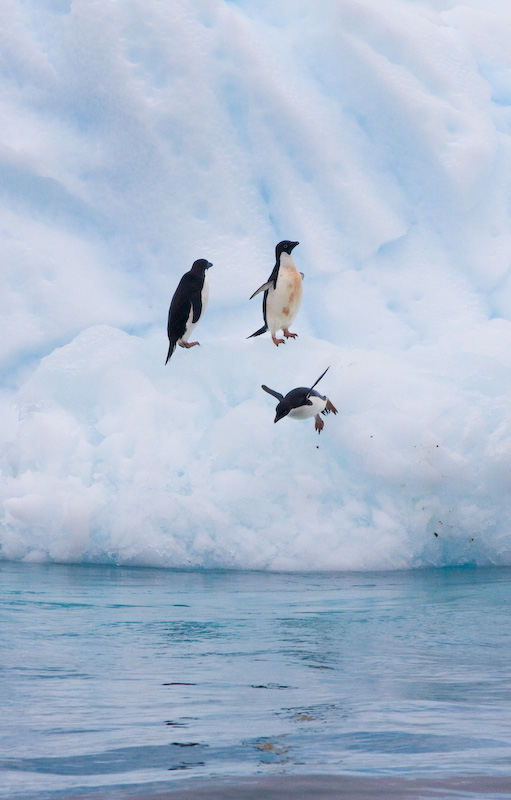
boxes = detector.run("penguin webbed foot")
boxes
[283,330,298,339]
[326,399,338,415]
[321,400,338,417]
[315,414,324,433]
[272,335,285,346]
[179,341,200,349]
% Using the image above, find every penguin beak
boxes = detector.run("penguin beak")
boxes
[206,261,213,269]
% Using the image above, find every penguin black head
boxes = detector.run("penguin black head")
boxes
[274,400,291,423]
[275,240,299,259]
[191,259,213,272]
[274,391,312,423]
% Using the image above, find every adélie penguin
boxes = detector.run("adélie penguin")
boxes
[165,258,213,364]
[248,240,303,346]
[262,367,338,434]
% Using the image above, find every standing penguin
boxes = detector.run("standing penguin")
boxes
[261,367,338,434]
[248,240,303,346]
[165,258,213,364]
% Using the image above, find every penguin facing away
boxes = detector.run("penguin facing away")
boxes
[262,367,338,434]
[248,240,303,346]
[165,258,213,364]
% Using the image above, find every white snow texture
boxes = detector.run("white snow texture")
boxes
[1,0,511,570]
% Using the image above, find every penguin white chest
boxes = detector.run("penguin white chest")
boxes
[181,274,209,343]
[200,273,210,317]
[266,256,302,333]
[288,395,327,420]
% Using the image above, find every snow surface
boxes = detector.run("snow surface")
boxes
[1,0,511,570]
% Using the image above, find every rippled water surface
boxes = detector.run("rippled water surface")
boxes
[1,563,511,798]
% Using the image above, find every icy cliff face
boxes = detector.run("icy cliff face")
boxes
[1,0,511,570]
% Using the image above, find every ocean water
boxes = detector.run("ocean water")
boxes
[2,562,511,799]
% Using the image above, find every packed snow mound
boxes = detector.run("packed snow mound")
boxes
[1,0,511,569]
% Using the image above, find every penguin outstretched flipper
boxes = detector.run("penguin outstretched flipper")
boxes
[250,281,273,300]
[307,367,330,396]
[165,259,212,364]
[261,385,284,401]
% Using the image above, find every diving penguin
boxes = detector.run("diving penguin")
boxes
[262,367,338,434]
[248,240,303,346]
[165,258,213,364]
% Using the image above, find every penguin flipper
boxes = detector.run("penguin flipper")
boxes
[307,367,330,397]
[191,291,202,323]
[247,324,268,339]
[250,262,279,299]
[250,282,272,300]
[261,385,284,401]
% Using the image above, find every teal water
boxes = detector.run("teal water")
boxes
[1,563,511,798]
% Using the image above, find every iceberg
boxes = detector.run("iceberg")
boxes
[1,0,511,570]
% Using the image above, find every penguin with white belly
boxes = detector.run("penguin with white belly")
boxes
[165,258,213,364]
[262,368,338,434]
[248,240,303,346]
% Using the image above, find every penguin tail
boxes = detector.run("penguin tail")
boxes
[165,340,177,364]
[247,324,268,339]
